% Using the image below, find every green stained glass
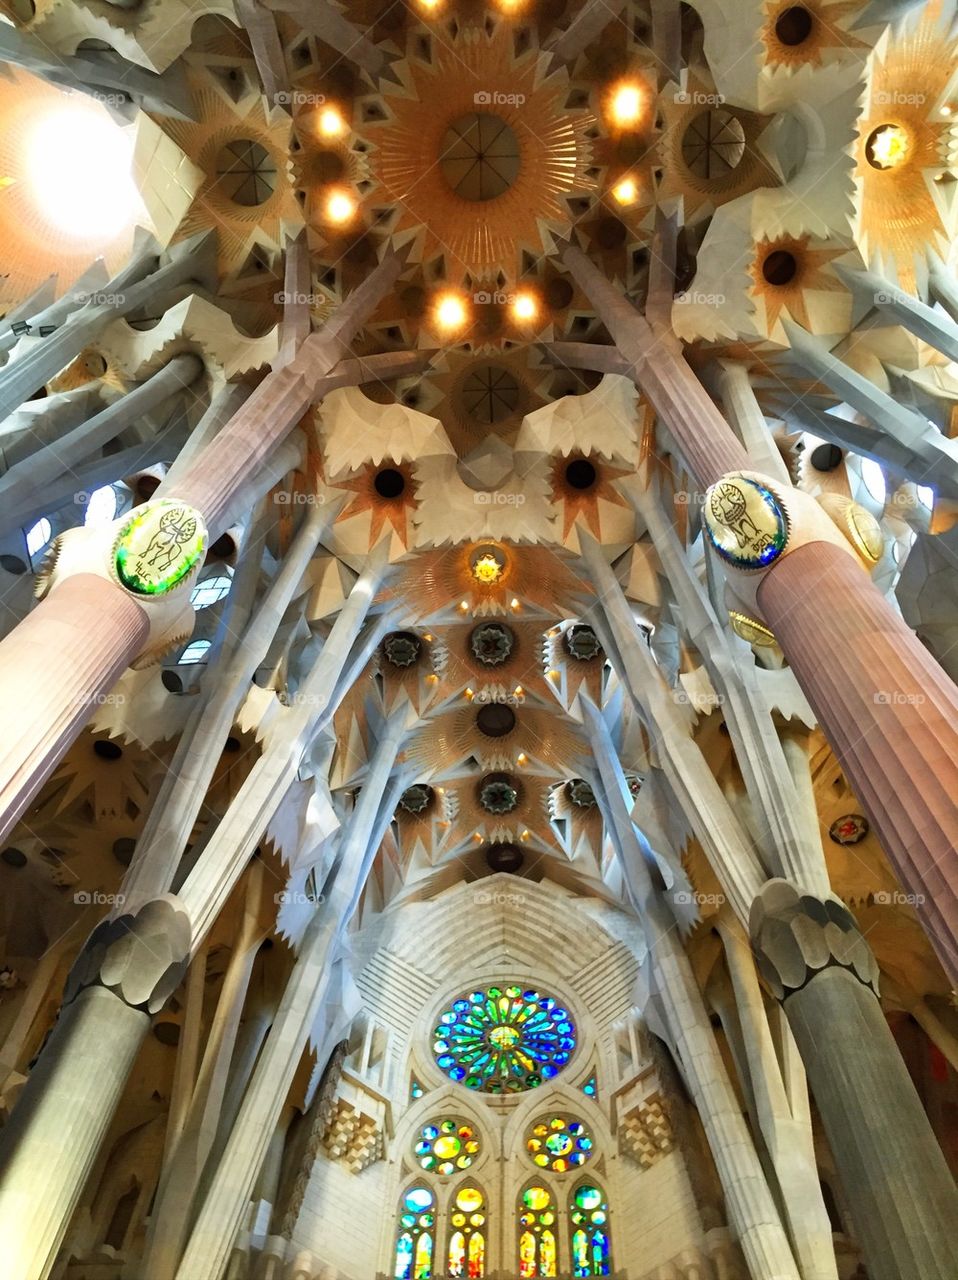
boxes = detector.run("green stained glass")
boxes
[434,985,576,1093]
[114,500,207,596]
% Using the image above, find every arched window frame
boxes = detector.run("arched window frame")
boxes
[446,1178,489,1278]
[568,1179,612,1277]
[517,1177,560,1278]
[393,1182,437,1280]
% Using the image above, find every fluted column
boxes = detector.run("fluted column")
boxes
[0,898,190,1280]
[751,881,958,1280]
[0,574,148,846]
[757,542,958,979]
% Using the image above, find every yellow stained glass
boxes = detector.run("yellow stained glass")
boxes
[457,1187,484,1212]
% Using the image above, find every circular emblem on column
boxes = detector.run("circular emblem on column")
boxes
[704,475,789,570]
[844,502,884,565]
[113,500,208,596]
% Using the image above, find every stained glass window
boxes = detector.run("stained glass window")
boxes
[526,1116,594,1172]
[570,1183,611,1277]
[518,1183,558,1277]
[448,1184,486,1277]
[582,1075,597,1098]
[394,1186,435,1280]
[433,986,576,1093]
[414,1118,481,1175]
[410,1078,425,1101]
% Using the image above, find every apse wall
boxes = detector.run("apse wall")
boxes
[290,876,713,1278]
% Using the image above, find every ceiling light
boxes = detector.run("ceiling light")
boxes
[473,552,503,584]
[612,176,639,205]
[512,291,538,322]
[608,81,645,128]
[865,123,909,170]
[318,107,346,138]
[324,188,356,223]
[435,292,469,332]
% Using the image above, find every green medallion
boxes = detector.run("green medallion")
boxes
[114,500,207,596]
[704,475,789,570]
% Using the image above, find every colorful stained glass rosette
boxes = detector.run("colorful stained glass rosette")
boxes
[394,1186,435,1280]
[433,986,576,1093]
[113,500,208,596]
[571,1184,611,1277]
[527,1116,594,1172]
[414,1118,481,1175]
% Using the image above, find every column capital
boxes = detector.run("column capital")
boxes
[64,896,191,1015]
[749,878,880,1001]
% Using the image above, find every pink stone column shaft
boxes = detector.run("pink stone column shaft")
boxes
[758,541,958,980]
[0,575,148,845]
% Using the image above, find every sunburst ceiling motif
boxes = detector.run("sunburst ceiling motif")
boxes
[854,0,958,290]
[364,23,597,279]
[762,0,871,69]
[749,233,849,336]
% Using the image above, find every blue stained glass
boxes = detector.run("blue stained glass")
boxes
[433,985,577,1093]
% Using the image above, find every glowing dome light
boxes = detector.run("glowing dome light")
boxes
[512,291,538,322]
[865,123,910,170]
[324,188,357,224]
[473,552,503,585]
[435,291,469,333]
[318,107,346,138]
[612,176,639,205]
[25,99,142,240]
[608,81,645,128]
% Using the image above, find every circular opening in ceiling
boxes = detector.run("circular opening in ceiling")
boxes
[1,847,27,868]
[215,139,278,206]
[93,739,123,761]
[762,250,798,286]
[461,364,521,426]
[476,703,516,738]
[153,1021,181,1046]
[0,555,27,575]
[810,443,844,471]
[565,458,597,490]
[485,842,524,873]
[374,467,406,499]
[865,123,910,171]
[112,837,136,865]
[680,109,746,179]
[440,114,521,202]
[208,532,236,560]
[545,278,574,310]
[135,474,161,502]
[774,5,814,44]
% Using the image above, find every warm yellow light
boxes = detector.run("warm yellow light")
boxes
[514,686,523,696]
[459,599,469,610]
[324,189,356,223]
[473,552,503,584]
[318,107,346,138]
[512,291,538,322]
[866,123,910,170]
[941,105,953,117]
[510,597,520,609]
[609,81,645,127]
[517,752,527,764]
[613,176,639,205]
[435,292,469,333]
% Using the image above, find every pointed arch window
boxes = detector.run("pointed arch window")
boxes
[448,1184,486,1277]
[569,1183,612,1276]
[517,1183,558,1277]
[394,1185,435,1280]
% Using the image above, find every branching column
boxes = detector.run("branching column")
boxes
[751,881,958,1280]
[561,241,958,982]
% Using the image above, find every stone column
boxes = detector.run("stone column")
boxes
[751,881,958,1280]
[0,574,148,846]
[756,541,958,980]
[0,898,190,1280]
